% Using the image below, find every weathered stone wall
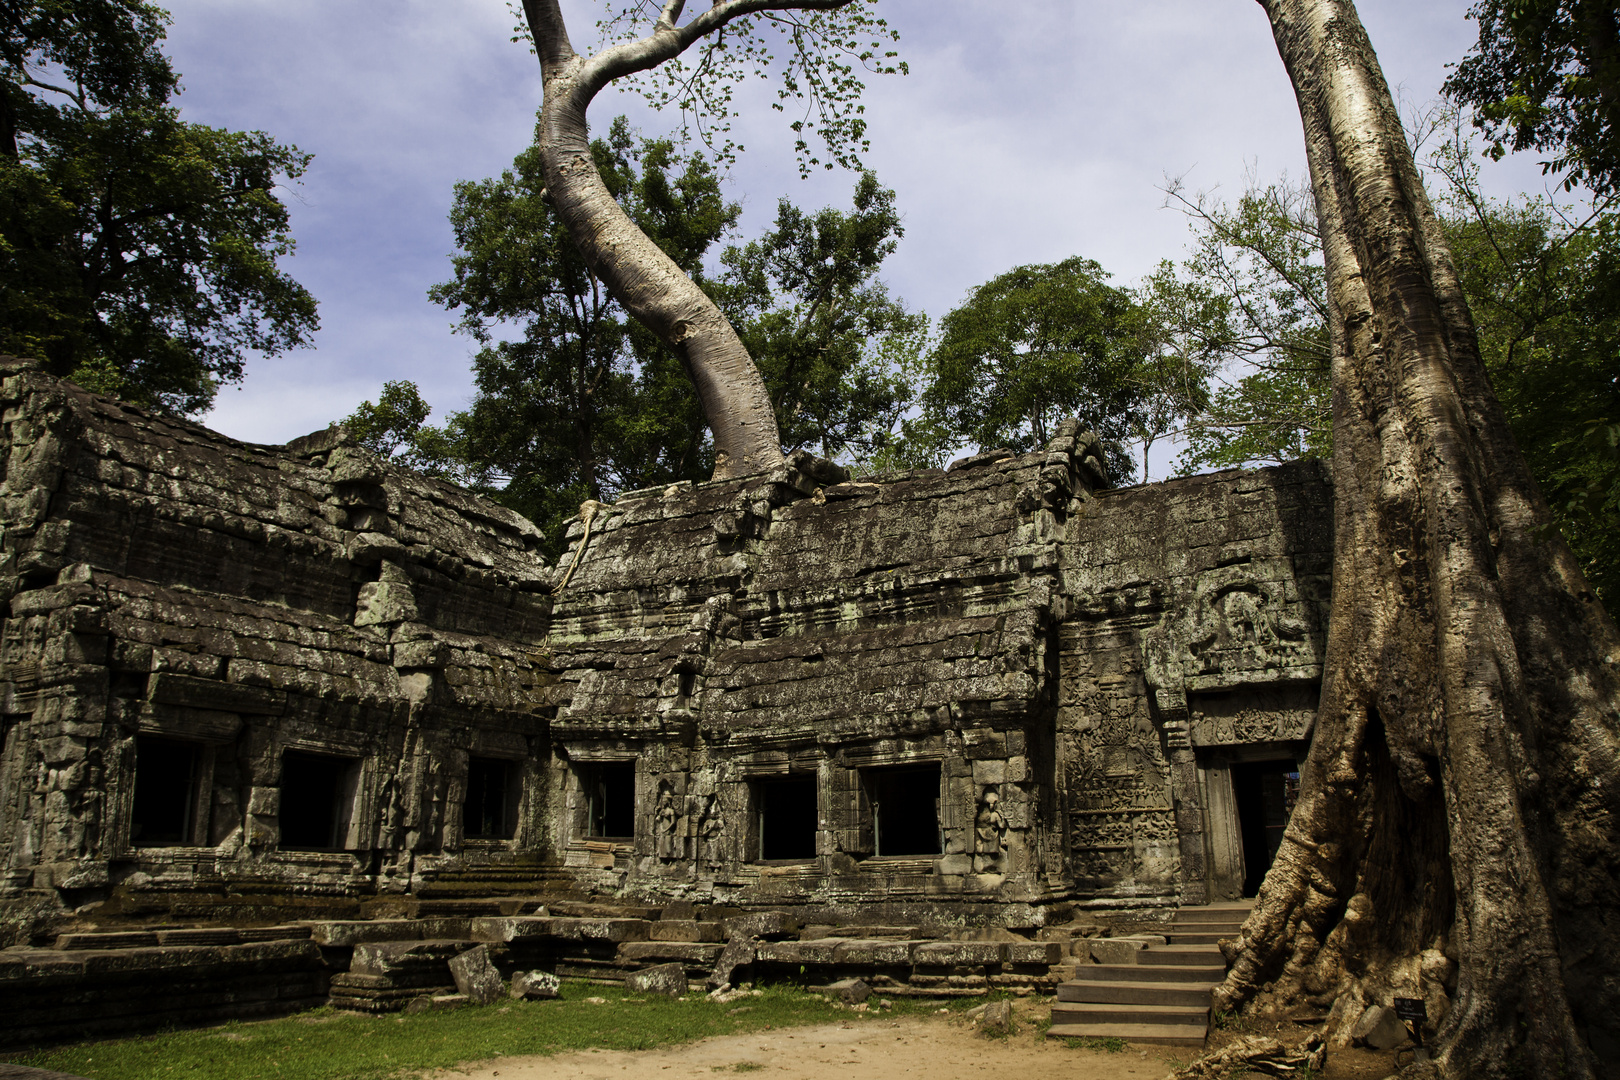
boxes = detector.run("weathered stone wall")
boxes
[1057,464,1333,904]
[0,358,555,926]
[0,358,1333,938]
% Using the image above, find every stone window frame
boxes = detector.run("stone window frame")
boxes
[272,740,374,855]
[125,734,215,851]
[863,760,947,859]
[458,729,532,850]
[735,755,824,866]
[118,712,245,856]
[842,747,956,865]
[564,750,641,852]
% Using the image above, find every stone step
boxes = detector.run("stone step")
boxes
[1136,946,1224,967]
[1171,914,1248,927]
[1059,980,1216,1007]
[1046,1022,1208,1046]
[1168,932,1237,946]
[1080,963,1226,984]
[1052,1001,1209,1026]
[1169,922,1245,936]
[1172,904,1253,922]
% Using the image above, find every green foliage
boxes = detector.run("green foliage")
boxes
[1162,136,1620,606]
[915,257,1190,483]
[1431,128,1620,602]
[1151,176,1332,472]
[544,1,905,176]
[0,0,317,415]
[399,117,726,553]
[1061,1035,1127,1052]
[17,982,939,1080]
[717,170,924,461]
[1444,0,1620,194]
[344,380,434,461]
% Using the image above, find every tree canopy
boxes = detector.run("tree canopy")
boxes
[716,169,922,462]
[910,257,1204,484]
[351,118,919,558]
[1445,0,1620,194]
[0,0,317,415]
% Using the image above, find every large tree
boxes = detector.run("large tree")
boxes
[717,169,921,463]
[0,0,316,415]
[351,121,917,556]
[518,0,897,479]
[1214,2,1620,1078]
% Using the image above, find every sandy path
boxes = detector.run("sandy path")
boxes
[433,1012,1184,1080]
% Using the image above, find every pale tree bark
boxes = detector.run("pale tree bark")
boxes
[522,0,852,480]
[1213,2,1620,1078]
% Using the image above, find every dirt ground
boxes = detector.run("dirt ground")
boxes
[431,998,1408,1080]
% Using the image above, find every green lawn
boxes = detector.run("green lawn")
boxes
[6,983,975,1080]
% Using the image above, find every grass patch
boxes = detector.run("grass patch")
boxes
[9,983,959,1080]
[1062,1035,1128,1053]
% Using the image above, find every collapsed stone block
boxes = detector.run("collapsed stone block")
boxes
[627,962,687,997]
[1352,1004,1411,1050]
[448,945,503,1005]
[510,970,561,1000]
[1088,938,1148,965]
[817,978,871,1004]
[708,934,757,990]
[977,999,1013,1035]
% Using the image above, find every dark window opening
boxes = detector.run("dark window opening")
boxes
[280,750,360,851]
[868,764,942,856]
[584,762,635,839]
[131,736,199,846]
[755,776,818,861]
[1233,759,1299,896]
[465,757,519,839]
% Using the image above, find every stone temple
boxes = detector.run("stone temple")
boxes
[0,356,1331,1041]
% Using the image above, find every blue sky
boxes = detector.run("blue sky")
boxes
[158,1,1547,468]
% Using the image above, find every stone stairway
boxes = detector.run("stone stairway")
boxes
[1048,901,1252,1046]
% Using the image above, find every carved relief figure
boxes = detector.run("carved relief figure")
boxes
[974,787,1007,873]
[653,781,683,860]
[698,792,725,866]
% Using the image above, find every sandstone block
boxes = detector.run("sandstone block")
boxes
[913,942,1004,967]
[1088,938,1147,965]
[618,942,724,964]
[510,970,561,1000]
[1352,1004,1410,1050]
[448,945,503,1005]
[1005,942,1063,965]
[627,962,687,997]
[818,978,870,1004]
[302,920,421,947]
[723,912,799,940]
[977,999,1012,1035]
[707,934,756,990]
[350,940,465,976]
[649,920,723,943]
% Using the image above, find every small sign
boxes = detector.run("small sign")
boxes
[1393,997,1427,1023]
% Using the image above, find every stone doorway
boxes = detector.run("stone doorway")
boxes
[1229,759,1299,896]
[1197,746,1304,900]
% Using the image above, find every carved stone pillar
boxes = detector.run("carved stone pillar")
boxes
[1153,684,1209,906]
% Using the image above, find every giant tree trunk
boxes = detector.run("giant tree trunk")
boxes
[1213,2,1620,1077]
[521,0,808,480]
